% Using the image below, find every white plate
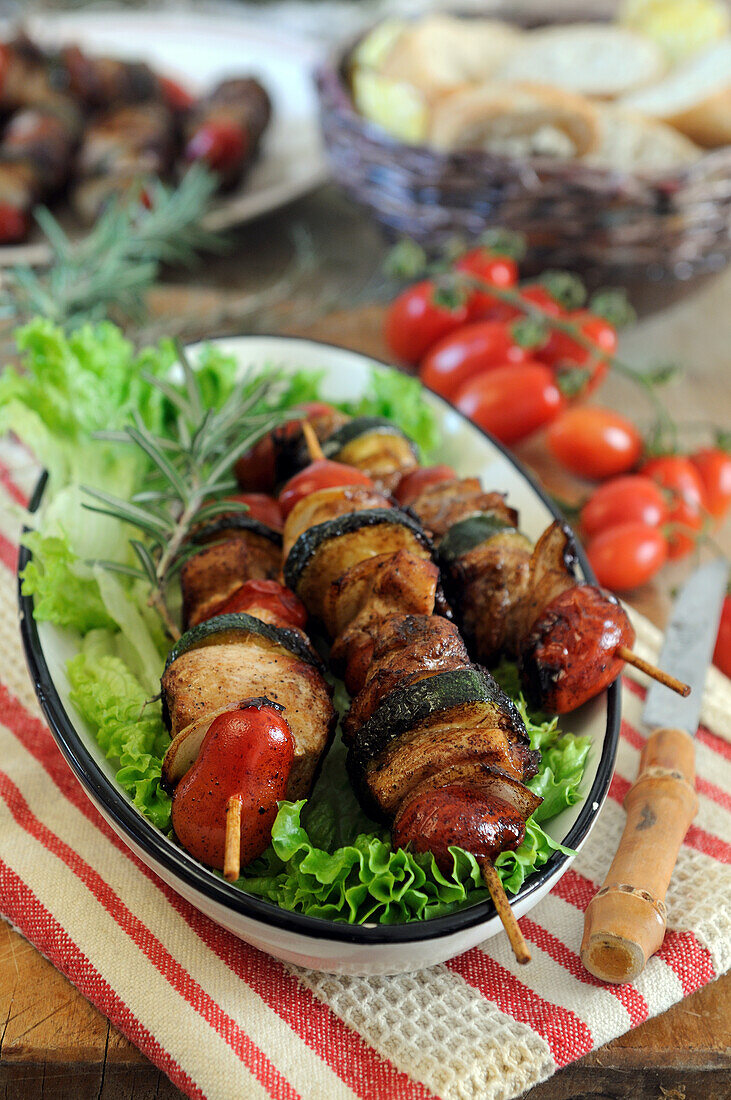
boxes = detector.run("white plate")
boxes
[0,10,327,264]
[20,336,619,976]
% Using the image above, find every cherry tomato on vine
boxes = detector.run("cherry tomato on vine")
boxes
[419,321,528,400]
[384,280,469,364]
[394,465,456,506]
[713,596,731,679]
[690,448,731,522]
[483,283,565,324]
[641,455,705,560]
[547,407,643,480]
[586,522,668,591]
[279,459,374,518]
[455,362,564,446]
[539,310,617,396]
[454,248,518,319]
[580,476,668,539]
[228,493,283,531]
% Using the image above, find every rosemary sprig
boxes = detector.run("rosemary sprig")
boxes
[83,346,292,639]
[0,165,222,331]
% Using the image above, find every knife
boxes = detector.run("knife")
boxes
[580,557,729,985]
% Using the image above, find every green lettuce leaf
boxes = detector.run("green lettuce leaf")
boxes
[67,633,171,829]
[342,367,439,459]
[21,532,116,633]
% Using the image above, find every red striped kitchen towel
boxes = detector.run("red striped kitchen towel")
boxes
[0,448,729,1100]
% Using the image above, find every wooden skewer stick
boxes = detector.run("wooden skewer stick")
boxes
[478,857,531,965]
[301,420,325,463]
[616,646,690,698]
[223,795,242,882]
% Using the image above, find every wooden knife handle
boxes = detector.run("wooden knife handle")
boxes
[580,728,698,984]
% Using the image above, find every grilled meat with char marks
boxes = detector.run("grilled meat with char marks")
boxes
[181,534,280,628]
[410,478,517,540]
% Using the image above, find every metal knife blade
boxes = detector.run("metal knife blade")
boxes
[642,557,729,736]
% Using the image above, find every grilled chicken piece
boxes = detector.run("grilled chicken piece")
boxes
[72,102,175,222]
[0,36,72,112]
[161,640,335,797]
[327,550,440,691]
[2,102,82,192]
[360,703,536,818]
[283,484,391,560]
[60,45,160,108]
[409,478,517,540]
[344,615,469,739]
[181,536,280,628]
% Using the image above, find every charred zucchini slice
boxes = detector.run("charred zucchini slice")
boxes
[164,612,322,673]
[346,667,527,821]
[283,508,432,613]
[191,513,282,547]
[438,513,521,564]
[322,416,417,460]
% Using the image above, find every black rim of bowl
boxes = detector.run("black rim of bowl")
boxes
[17,334,620,947]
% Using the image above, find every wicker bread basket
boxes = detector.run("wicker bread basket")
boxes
[316,20,731,284]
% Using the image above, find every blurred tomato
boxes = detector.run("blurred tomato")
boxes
[641,455,705,559]
[0,203,29,243]
[690,448,731,522]
[580,476,668,539]
[547,407,643,480]
[713,596,731,679]
[586,523,668,591]
[185,119,248,174]
[160,76,194,110]
[454,248,518,318]
[483,283,565,324]
[419,321,528,400]
[228,493,283,531]
[539,310,617,396]
[384,280,469,364]
[455,362,564,446]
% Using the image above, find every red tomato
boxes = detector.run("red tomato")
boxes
[394,464,456,506]
[185,119,248,174]
[483,283,565,324]
[206,579,307,630]
[384,280,469,365]
[279,459,373,517]
[539,310,617,395]
[419,321,528,400]
[586,522,668,591]
[159,75,194,110]
[690,448,731,522]
[713,596,731,679]
[455,362,564,447]
[0,203,29,243]
[580,476,668,539]
[547,407,643,480]
[228,493,283,531]
[641,455,705,559]
[234,403,335,491]
[454,248,518,319]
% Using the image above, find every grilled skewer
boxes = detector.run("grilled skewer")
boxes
[182,77,271,189]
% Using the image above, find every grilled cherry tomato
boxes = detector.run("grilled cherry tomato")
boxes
[586,522,668,591]
[159,75,194,111]
[171,703,294,872]
[455,362,564,446]
[419,320,528,400]
[641,455,705,559]
[713,595,731,679]
[384,279,470,365]
[228,493,283,531]
[234,402,335,491]
[206,579,306,630]
[394,464,457,507]
[185,119,248,174]
[690,447,731,522]
[0,203,29,243]
[279,459,374,518]
[538,310,617,396]
[547,407,643,480]
[454,248,518,319]
[580,476,668,539]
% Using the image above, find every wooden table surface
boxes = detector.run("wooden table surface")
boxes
[2,187,730,1099]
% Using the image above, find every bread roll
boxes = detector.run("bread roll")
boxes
[429,82,600,158]
[622,38,731,145]
[496,24,665,98]
[584,102,702,171]
[380,16,524,99]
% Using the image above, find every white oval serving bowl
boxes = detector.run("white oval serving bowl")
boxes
[19,335,619,976]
